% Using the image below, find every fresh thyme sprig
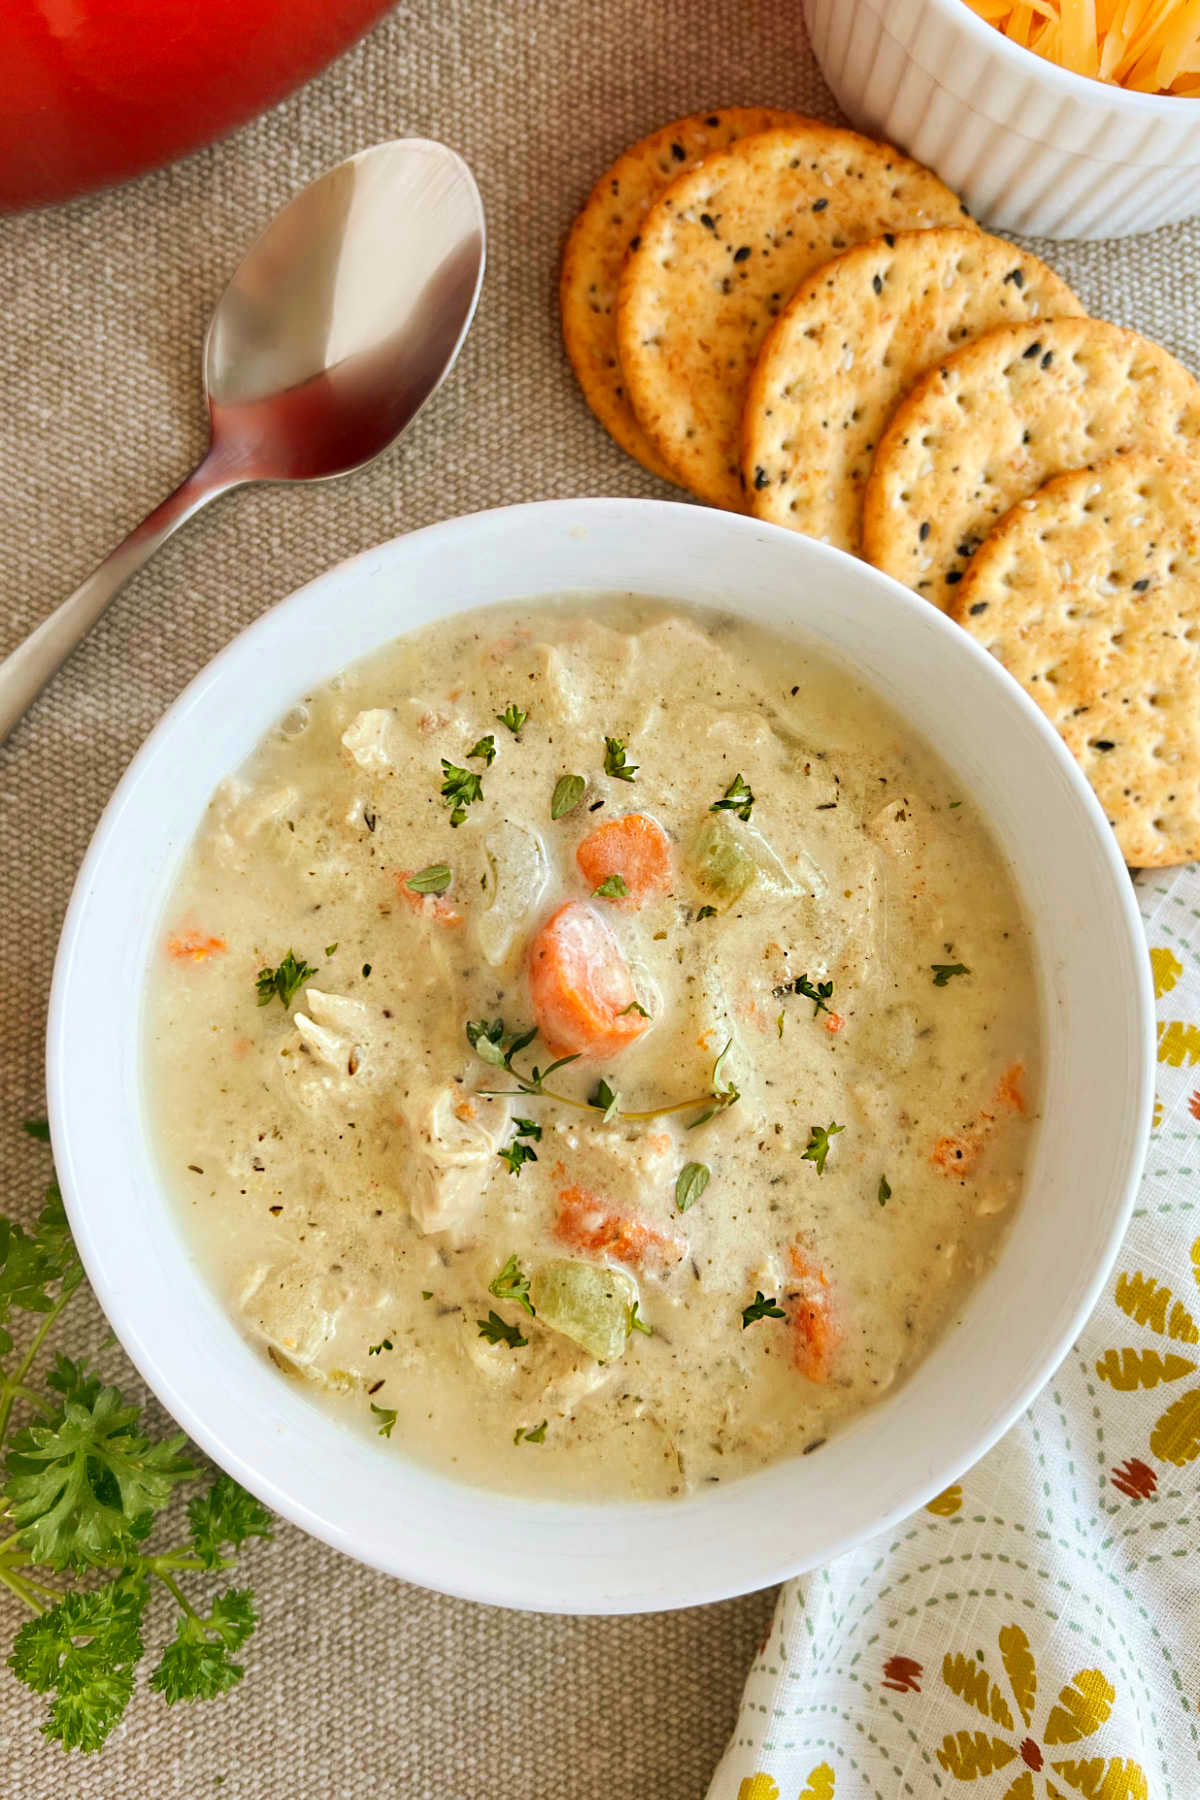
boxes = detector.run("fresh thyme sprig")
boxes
[467,1022,741,1128]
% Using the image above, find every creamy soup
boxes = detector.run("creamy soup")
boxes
[146,599,1039,1501]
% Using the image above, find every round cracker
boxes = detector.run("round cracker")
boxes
[862,316,1200,605]
[560,107,808,485]
[952,453,1200,868]
[743,228,1084,552]
[615,124,973,512]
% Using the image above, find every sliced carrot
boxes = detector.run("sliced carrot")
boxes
[527,901,650,1059]
[395,870,463,927]
[167,930,227,963]
[994,1062,1026,1113]
[824,1012,845,1034]
[555,1184,687,1270]
[576,813,672,906]
[932,1133,983,1176]
[787,1243,841,1383]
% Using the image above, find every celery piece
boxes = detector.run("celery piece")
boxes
[688,815,758,905]
[529,1260,637,1363]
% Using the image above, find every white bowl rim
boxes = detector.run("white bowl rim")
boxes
[46,497,1155,1614]
[889,0,1200,115]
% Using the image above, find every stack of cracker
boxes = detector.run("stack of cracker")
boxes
[561,111,1200,867]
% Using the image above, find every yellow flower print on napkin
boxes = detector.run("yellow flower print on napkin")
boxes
[736,1766,834,1800]
[1150,947,1182,999]
[935,1622,1146,1797]
[1096,1243,1200,1465]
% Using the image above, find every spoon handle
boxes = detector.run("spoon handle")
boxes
[0,455,237,746]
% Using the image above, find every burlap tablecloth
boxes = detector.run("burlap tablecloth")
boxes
[1,5,1197,1794]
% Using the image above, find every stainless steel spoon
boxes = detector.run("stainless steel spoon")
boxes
[0,139,485,744]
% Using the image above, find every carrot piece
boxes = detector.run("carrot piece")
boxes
[787,1243,841,1383]
[575,813,672,905]
[555,1184,687,1270]
[824,1012,845,1034]
[994,1061,1026,1113]
[932,1133,983,1176]
[527,901,650,1059]
[395,870,463,927]
[167,930,227,963]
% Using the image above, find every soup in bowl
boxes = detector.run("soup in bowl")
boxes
[47,499,1152,1611]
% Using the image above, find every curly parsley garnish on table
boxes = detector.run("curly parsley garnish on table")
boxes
[0,1126,273,1753]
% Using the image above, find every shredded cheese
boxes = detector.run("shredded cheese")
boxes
[962,0,1200,91]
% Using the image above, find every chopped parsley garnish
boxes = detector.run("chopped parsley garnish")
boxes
[466,1017,538,1070]
[603,736,638,782]
[370,1402,398,1438]
[497,703,528,736]
[878,1175,892,1207]
[628,1302,652,1336]
[931,962,970,986]
[776,1011,785,1039]
[497,1137,538,1176]
[593,873,628,900]
[803,1121,845,1175]
[513,1420,547,1444]
[405,864,452,895]
[477,1311,529,1349]
[696,905,717,920]
[439,759,484,826]
[324,943,338,957]
[948,799,963,808]
[22,1118,50,1141]
[367,1337,393,1355]
[421,1289,433,1300]
[710,772,754,821]
[675,1161,711,1212]
[772,973,833,1016]
[255,951,317,1010]
[551,773,587,819]
[742,1291,786,1328]
[488,1254,535,1316]
[466,733,497,766]
[617,1000,650,1018]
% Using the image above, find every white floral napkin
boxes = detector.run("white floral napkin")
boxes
[708,867,1200,1800]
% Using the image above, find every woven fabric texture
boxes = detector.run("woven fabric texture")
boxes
[0,3,1196,1794]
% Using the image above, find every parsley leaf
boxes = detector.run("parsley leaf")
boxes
[878,1174,892,1207]
[603,736,637,782]
[593,874,628,900]
[405,865,452,895]
[185,1475,273,1571]
[513,1420,548,1444]
[675,1161,711,1213]
[22,1118,50,1142]
[150,1588,257,1704]
[497,703,528,736]
[497,1136,538,1176]
[5,1388,196,1569]
[367,1338,393,1356]
[627,1302,652,1337]
[488,1255,535,1317]
[803,1121,845,1176]
[439,759,484,826]
[932,962,970,986]
[255,951,316,1010]
[477,1311,529,1349]
[696,905,717,920]
[710,773,754,821]
[588,1078,622,1123]
[9,1574,148,1752]
[551,773,586,819]
[617,1000,650,1018]
[741,1292,786,1329]
[370,1402,398,1438]
[467,734,497,766]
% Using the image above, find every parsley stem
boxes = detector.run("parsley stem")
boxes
[478,1073,729,1123]
[0,1282,76,1454]
[154,1568,199,1620]
[0,1558,48,1616]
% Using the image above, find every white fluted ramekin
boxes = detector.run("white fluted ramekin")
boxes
[803,0,1200,238]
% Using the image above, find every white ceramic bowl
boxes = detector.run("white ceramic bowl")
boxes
[803,0,1200,238]
[47,499,1153,1613]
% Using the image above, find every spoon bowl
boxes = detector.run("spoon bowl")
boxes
[0,138,485,742]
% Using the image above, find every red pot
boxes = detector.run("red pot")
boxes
[0,0,395,211]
